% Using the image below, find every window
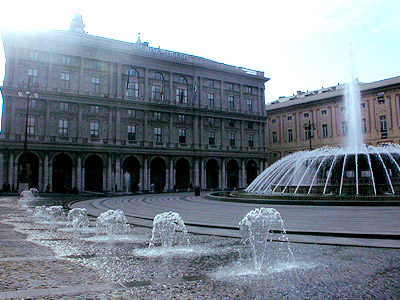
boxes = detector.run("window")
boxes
[176,88,188,103]
[362,118,367,134]
[208,80,214,87]
[152,85,163,100]
[28,68,38,84]
[179,129,186,144]
[60,102,69,112]
[154,112,162,120]
[128,68,139,77]
[29,51,38,61]
[28,99,36,109]
[227,83,233,90]
[90,105,99,114]
[177,76,187,84]
[92,61,101,70]
[249,134,254,148]
[288,129,293,142]
[247,99,253,111]
[341,107,345,112]
[128,125,136,141]
[272,119,277,124]
[61,72,70,89]
[91,76,100,92]
[322,124,328,138]
[128,109,136,118]
[305,129,311,140]
[248,121,254,129]
[27,117,35,134]
[58,119,68,136]
[272,131,277,143]
[62,56,71,65]
[209,131,215,145]
[230,132,235,146]
[90,122,99,138]
[208,117,215,125]
[287,115,292,121]
[126,82,139,98]
[208,93,215,107]
[321,110,327,115]
[377,92,385,104]
[304,113,309,118]
[380,115,387,132]
[178,114,186,122]
[154,72,164,81]
[342,121,347,136]
[154,127,162,142]
[229,120,235,127]
[229,96,234,109]
[246,86,253,94]
[360,103,366,108]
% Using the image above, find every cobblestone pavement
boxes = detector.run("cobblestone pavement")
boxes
[1,195,400,299]
[71,192,400,247]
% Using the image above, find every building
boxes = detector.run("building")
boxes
[266,76,400,163]
[0,14,269,193]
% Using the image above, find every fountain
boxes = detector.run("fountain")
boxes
[245,49,400,197]
[149,211,190,248]
[68,208,89,229]
[32,205,67,222]
[96,209,130,236]
[239,207,293,271]
[123,171,131,193]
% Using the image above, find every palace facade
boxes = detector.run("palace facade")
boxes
[0,14,269,192]
[266,76,400,164]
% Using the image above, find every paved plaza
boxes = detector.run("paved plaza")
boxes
[1,194,400,299]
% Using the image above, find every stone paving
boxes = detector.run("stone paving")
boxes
[1,195,400,299]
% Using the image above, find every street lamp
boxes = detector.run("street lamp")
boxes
[304,120,315,150]
[18,80,39,188]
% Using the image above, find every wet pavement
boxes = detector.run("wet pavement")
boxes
[1,195,400,299]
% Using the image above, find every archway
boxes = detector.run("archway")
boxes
[122,156,141,192]
[18,152,39,189]
[227,159,239,189]
[150,157,166,192]
[84,155,103,192]
[206,159,219,189]
[175,158,190,190]
[52,154,73,193]
[246,160,258,185]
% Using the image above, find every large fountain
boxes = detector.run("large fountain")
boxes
[246,53,400,197]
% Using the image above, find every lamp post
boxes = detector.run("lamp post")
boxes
[18,80,39,188]
[304,120,315,150]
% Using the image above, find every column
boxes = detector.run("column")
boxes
[194,158,200,187]
[49,161,53,191]
[0,154,4,187]
[45,100,51,141]
[169,71,174,104]
[221,159,226,189]
[201,159,206,189]
[144,68,149,101]
[78,56,84,94]
[47,53,53,90]
[169,159,174,190]
[44,154,49,188]
[116,63,122,98]
[241,160,246,188]
[143,157,148,190]
[8,153,14,185]
[107,155,112,191]
[77,156,82,190]
[38,160,43,191]
[115,158,121,191]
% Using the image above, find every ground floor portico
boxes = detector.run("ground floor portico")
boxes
[0,150,267,193]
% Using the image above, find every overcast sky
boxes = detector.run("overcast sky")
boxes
[1,0,399,106]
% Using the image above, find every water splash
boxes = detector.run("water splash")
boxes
[149,211,190,248]
[239,207,293,271]
[68,208,89,229]
[96,209,130,236]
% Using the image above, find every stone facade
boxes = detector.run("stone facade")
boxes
[266,76,400,163]
[0,16,269,192]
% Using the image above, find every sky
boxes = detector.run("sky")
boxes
[0,0,399,106]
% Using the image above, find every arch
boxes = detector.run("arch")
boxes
[150,157,166,192]
[154,72,164,81]
[206,158,219,189]
[122,156,141,192]
[84,154,103,192]
[52,153,73,193]
[18,152,39,189]
[175,157,191,190]
[246,159,258,185]
[177,76,187,84]
[128,67,139,77]
[227,159,239,189]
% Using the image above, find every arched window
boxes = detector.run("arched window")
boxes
[128,68,139,77]
[178,76,187,84]
[126,68,139,98]
[154,72,164,81]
